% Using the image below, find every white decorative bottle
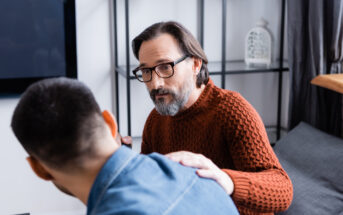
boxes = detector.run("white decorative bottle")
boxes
[245,17,272,67]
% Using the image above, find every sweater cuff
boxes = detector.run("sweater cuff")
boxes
[222,169,251,203]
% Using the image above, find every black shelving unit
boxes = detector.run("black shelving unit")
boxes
[113,0,288,140]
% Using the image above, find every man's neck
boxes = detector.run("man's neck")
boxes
[183,84,205,110]
[56,141,120,205]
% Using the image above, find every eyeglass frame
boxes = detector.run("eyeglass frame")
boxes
[132,55,189,83]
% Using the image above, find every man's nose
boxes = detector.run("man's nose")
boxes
[149,71,165,89]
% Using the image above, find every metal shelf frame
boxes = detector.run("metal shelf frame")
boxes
[113,0,288,139]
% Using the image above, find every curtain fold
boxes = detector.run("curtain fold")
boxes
[288,0,343,137]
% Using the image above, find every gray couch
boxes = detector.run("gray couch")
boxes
[274,122,343,215]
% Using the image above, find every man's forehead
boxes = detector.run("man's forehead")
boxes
[138,33,183,65]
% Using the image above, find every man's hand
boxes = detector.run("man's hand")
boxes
[165,151,234,195]
[121,136,132,148]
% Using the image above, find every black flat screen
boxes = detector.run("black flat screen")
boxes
[0,0,77,95]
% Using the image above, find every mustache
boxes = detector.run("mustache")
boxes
[150,88,173,100]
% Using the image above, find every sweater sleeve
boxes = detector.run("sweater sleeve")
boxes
[222,93,293,213]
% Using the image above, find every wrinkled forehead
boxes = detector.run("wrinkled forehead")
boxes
[138,33,184,66]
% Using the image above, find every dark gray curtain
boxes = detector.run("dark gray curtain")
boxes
[288,0,343,137]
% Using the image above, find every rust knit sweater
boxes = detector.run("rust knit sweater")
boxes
[141,79,293,214]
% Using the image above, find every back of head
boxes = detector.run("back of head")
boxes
[132,21,209,87]
[11,77,104,171]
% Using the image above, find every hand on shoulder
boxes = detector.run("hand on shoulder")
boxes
[165,151,234,195]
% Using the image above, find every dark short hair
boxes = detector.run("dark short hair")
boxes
[132,21,209,88]
[11,77,104,170]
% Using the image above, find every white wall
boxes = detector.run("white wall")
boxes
[0,0,114,214]
[116,0,289,138]
[0,0,289,214]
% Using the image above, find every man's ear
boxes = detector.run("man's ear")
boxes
[26,156,53,181]
[102,110,118,139]
[192,57,203,76]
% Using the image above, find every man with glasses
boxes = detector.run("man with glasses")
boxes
[127,21,293,214]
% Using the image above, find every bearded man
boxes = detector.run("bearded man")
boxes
[128,21,293,215]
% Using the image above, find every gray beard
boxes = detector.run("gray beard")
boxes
[154,90,190,116]
[149,79,194,116]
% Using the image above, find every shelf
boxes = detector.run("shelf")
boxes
[116,60,289,80]
[114,0,287,138]
[208,60,289,75]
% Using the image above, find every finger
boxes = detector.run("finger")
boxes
[197,169,235,195]
[180,158,211,169]
[121,136,132,145]
[167,152,214,169]
[165,151,192,162]
[165,155,181,162]
[165,152,180,159]
[196,169,219,180]
[165,151,191,157]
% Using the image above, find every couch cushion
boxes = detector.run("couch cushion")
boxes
[274,122,343,215]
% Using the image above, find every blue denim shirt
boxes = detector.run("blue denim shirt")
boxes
[87,146,239,215]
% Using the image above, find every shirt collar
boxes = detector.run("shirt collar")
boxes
[87,145,137,209]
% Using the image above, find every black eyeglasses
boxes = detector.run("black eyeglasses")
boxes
[132,55,189,82]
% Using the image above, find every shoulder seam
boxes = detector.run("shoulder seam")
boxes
[162,176,199,215]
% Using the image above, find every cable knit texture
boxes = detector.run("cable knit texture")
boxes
[141,79,293,214]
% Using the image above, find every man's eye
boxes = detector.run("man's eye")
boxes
[158,64,171,71]
[141,68,150,74]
